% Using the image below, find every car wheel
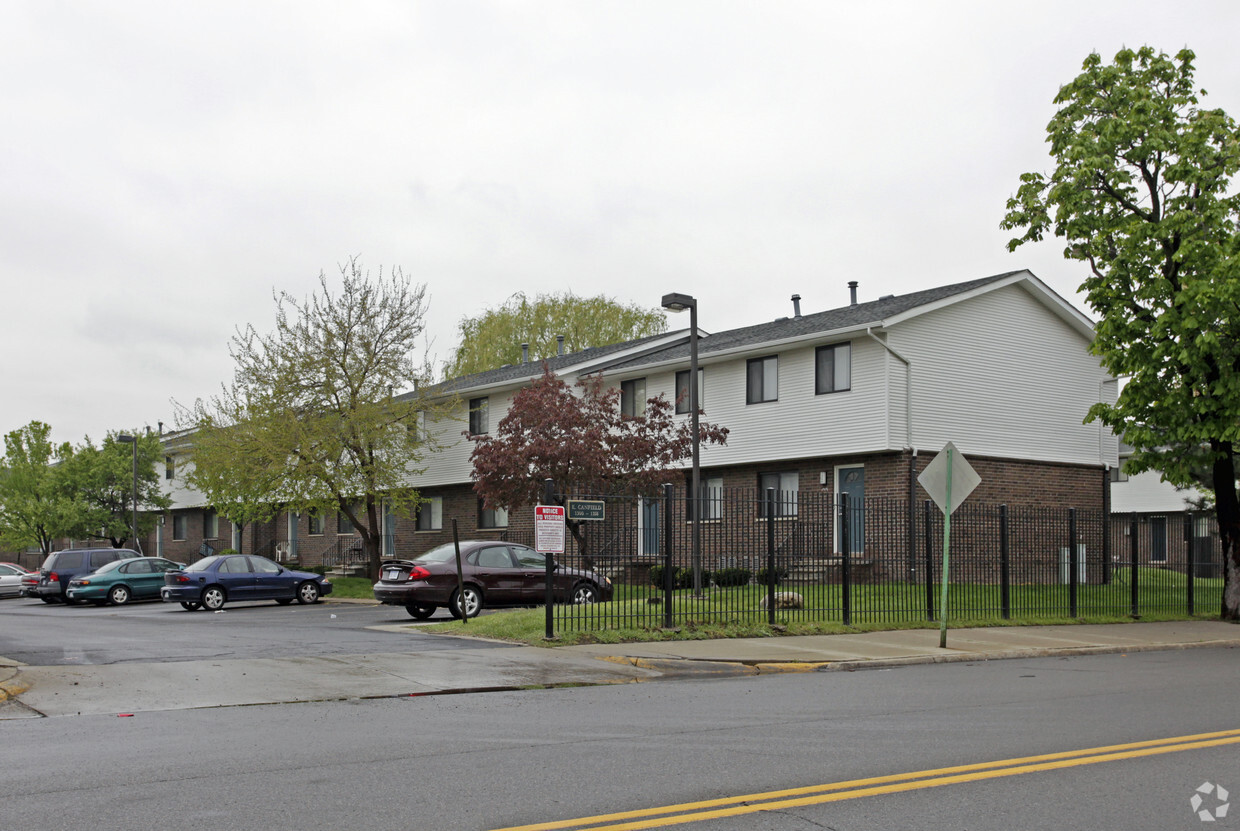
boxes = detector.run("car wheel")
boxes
[572,583,599,604]
[405,603,436,620]
[201,586,226,611]
[108,585,131,606]
[180,602,201,611]
[296,581,320,604]
[448,586,482,619]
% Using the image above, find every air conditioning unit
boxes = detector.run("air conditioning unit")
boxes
[274,542,291,563]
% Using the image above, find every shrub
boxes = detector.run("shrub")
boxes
[649,565,712,589]
[217,548,240,557]
[756,566,789,586]
[712,567,752,587]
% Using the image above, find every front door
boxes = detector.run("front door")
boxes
[836,465,865,555]
[640,499,660,556]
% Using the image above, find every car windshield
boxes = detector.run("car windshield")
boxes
[185,556,223,573]
[411,544,464,565]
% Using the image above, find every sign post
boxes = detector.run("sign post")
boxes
[916,442,981,649]
[535,504,566,640]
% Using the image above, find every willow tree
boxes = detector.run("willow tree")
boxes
[180,257,437,579]
[1002,47,1240,619]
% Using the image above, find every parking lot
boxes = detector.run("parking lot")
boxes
[0,595,507,667]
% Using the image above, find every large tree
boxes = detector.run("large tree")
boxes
[59,431,171,549]
[180,257,436,579]
[1001,46,1240,619]
[469,366,728,551]
[0,421,77,556]
[445,292,668,378]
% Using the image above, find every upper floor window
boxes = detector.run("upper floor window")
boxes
[816,343,851,394]
[675,369,704,415]
[620,378,646,418]
[416,496,443,531]
[747,356,778,404]
[165,455,175,480]
[469,397,489,435]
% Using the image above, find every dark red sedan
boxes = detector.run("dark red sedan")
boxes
[373,540,612,619]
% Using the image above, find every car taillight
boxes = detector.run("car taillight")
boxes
[409,566,431,581]
[48,571,59,582]
[174,575,190,583]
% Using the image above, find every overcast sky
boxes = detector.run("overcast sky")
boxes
[5,1,1239,446]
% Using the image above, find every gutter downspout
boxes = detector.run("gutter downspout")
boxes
[865,328,913,451]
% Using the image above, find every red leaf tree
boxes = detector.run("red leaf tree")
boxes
[469,366,728,536]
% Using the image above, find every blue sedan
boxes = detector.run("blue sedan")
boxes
[161,554,332,611]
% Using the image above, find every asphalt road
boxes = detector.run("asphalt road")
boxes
[2,646,1236,830]
[0,595,503,666]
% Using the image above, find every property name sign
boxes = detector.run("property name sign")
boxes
[534,505,566,554]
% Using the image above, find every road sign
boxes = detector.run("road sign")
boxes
[917,441,981,516]
[566,499,605,521]
[534,505,566,553]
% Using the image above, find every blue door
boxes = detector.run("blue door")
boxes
[641,499,660,556]
[216,555,256,600]
[837,467,865,555]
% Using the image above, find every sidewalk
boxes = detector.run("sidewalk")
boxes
[2,620,1237,718]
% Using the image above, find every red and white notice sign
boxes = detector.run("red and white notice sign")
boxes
[534,505,566,553]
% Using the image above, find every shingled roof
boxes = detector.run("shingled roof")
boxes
[423,270,1040,394]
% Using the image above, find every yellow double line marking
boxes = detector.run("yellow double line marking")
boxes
[496,728,1240,831]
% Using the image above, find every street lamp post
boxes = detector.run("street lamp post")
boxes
[117,434,139,551]
[660,292,703,597]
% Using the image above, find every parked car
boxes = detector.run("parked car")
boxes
[160,554,332,611]
[37,548,138,604]
[66,557,185,606]
[19,569,40,598]
[0,563,34,598]
[372,540,613,619]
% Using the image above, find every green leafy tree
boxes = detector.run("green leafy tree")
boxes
[445,292,668,378]
[0,421,77,556]
[179,256,438,579]
[59,431,171,549]
[1001,46,1240,619]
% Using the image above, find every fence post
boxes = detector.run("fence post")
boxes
[923,500,934,621]
[1101,467,1112,585]
[766,488,776,626]
[1185,513,1195,616]
[841,492,852,626]
[1130,512,1139,618]
[663,482,674,629]
[1069,507,1078,619]
[999,505,1010,620]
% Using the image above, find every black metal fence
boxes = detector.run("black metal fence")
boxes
[511,485,1225,635]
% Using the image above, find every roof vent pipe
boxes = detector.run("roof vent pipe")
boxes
[556,335,565,356]
[791,294,802,319]
[848,281,858,306]
[521,343,529,364]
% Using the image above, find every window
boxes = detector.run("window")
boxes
[746,356,778,403]
[1109,466,1129,483]
[815,343,851,394]
[203,509,219,540]
[620,378,646,417]
[416,496,443,531]
[675,369,704,415]
[687,475,724,522]
[338,509,354,535]
[173,514,187,541]
[308,510,324,536]
[478,500,509,529]
[469,397,489,435]
[757,471,799,517]
[165,455,175,480]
